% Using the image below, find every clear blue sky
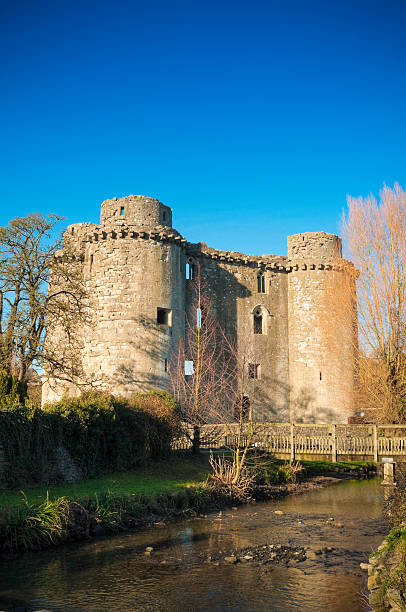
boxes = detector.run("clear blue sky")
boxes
[1,0,405,256]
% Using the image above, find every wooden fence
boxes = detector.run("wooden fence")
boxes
[172,423,406,463]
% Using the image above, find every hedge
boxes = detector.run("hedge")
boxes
[0,390,181,488]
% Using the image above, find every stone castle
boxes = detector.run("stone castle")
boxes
[42,195,357,423]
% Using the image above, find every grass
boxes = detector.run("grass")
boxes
[0,453,212,508]
[298,459,376,475]
[0,454,375,510]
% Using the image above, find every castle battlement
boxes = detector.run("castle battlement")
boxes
[43,194,357,424]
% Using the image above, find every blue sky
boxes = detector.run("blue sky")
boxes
[1,0,405,256]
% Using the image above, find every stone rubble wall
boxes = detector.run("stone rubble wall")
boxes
[287,233,356,423]
[42,195,357,423]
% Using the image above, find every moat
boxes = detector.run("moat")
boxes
[0,479,386,612]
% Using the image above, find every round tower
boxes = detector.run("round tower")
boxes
[43,195,185,402]
[100,194,172,228]
[287,232,356,423]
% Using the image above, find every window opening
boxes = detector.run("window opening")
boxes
[253,307,263,334]
[185,360,194,375]
[257,272,265,293]
[319,371,322,381]
[163,211,166,222]
[164,358,168,373]
[157,308,172,326]
[120,206,124,216]
[254,314,262,334]
[248,363,260,379]
[186,261,196,280]
[90,254,93,272]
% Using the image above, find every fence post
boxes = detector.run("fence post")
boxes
[331,424,337,463]
[373,425,378,462]
[290,423,295,461]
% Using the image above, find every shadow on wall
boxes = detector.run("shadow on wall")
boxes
[113,314,174,393]
[290,387,337,423]
[250,378,291,422]
[106,254,290,424]
[114,259,252,406]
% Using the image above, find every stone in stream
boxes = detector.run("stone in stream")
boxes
[306,550,318,561]
[224,556,238,564]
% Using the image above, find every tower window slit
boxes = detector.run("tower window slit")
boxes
[120,206,124,216]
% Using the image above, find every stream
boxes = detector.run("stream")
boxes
[0,478,387,611]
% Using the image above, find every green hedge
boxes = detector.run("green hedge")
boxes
[0,370,27,404]
[0,391,181,488]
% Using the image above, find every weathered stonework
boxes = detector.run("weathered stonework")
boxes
[42,195,357,423]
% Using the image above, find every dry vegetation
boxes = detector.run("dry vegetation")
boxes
[325,184,406,423]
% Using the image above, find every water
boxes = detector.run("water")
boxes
[0,478,387,612]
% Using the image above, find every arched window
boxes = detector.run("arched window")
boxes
[186,258,196,280]
[257,271,266,293]
[254,311,262,334]
[252,305,268,335]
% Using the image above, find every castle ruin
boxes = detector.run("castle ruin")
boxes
[42,195,357,423]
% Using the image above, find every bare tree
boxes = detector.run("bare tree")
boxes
[170,264,234,452]
[341,183,406,422]
[170,265,267,491]
[0,214,87,383]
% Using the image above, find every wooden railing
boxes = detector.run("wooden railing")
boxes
[172,423,406,462]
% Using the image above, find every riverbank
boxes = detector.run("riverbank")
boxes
[367,526,406,612]
[0,454,376,555]
[367,468,406,612]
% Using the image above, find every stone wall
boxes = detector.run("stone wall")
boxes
[100,194,172,228]
[186,243,290,421]
[288,233,356,423]
[42,195,357,423]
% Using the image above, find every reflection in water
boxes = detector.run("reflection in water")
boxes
[0,479,386,611]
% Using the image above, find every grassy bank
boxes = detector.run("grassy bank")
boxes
[0,454,375,555]
[0,453,211,508]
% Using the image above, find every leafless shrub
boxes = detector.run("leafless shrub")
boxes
[207,452,255,501]
[284,460,304,483]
